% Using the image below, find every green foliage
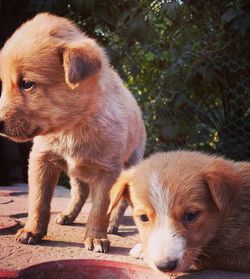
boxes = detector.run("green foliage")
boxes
[77,0,249,159]
[0,0,249,161]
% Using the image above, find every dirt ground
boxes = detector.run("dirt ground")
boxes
[0,184,249,279]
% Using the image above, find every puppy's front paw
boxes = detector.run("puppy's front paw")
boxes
[84,237,110,253]
[15,228,44,244]
[55,213,74,225]
[129,243,144,259]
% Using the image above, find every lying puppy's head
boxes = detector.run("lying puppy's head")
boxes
[0,13,105,142]
[108,151,240,272]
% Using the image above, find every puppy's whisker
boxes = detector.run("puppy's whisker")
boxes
[189,248,211,260]
[199,250,211,260]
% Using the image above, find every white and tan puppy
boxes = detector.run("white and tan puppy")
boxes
[109,151,250,271]
[0,13,146,252]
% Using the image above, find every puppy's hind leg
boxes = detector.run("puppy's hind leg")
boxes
[108,199,128,234]
[108,146,144,234]
[56,177,89,225]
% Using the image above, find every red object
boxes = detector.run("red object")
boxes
[0,259,167,279]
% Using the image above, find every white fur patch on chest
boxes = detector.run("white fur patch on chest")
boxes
[65,155,82,177]
[65,155,79,169]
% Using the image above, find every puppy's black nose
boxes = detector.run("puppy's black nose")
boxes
[156,259,178,272]
[0,120,4,133]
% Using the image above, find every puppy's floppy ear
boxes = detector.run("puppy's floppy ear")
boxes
[63,38,102,89]
[107,168,135,215]
[204,159,240,211]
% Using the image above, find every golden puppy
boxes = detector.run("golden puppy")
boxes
[0,13,146,252]
[109,151,250,271]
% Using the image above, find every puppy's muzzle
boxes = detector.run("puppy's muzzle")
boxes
[155,259,178,272]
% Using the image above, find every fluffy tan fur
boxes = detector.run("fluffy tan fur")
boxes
[109,151,250,271]
[0,13,146,252]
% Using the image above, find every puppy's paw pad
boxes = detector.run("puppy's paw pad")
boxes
[55,214,74,225]
[84,237,110,253]
[15,229,44,244]
[129,243,144,259]
[107,224,119,235]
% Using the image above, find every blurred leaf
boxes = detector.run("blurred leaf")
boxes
[71,0,83,11]
[145,51,155,61]
[162,1,180,20]
[161,125,180,141]
[221,9,242,24]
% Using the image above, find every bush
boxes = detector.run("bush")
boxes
[0,0,249,185]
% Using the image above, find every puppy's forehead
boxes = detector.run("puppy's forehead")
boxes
[130,151,209,205]
[1,13,80,68]
[0,15,78,84]
[0,42,62,85]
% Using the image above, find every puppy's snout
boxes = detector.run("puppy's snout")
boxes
[0,120,4,133]
[155,259,178,272]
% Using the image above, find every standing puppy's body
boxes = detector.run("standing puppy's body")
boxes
[109,151,250,271]
[0,13,146,252]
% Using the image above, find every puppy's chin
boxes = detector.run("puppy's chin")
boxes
[8,136,34,143]
[1,127,42,143]
[148,260,192,274]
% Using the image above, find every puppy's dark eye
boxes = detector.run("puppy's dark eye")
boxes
[0,80,2,96]
[139,214,149,222]
[183,211,200,223]
[20,79,35,91]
